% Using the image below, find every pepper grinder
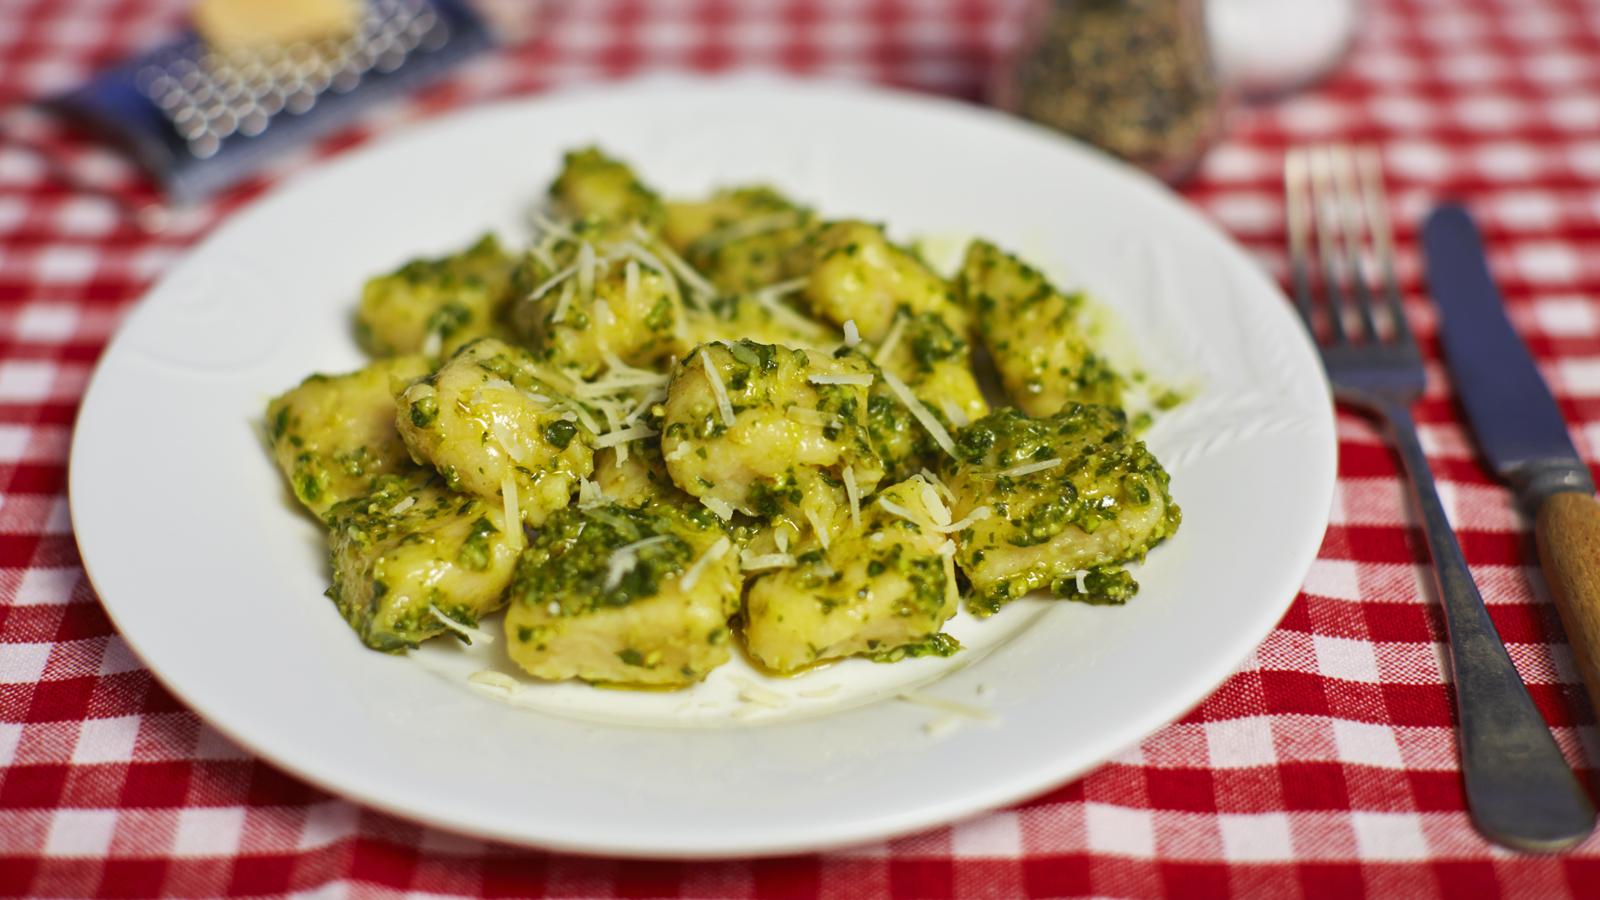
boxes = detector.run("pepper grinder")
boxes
[993,0,1228,185]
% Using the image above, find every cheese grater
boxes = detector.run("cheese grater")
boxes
[49,0,495,207]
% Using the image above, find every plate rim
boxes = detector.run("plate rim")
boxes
[69,72,1337,858]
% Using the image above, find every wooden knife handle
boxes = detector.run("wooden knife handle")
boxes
[1536,491,1600,720]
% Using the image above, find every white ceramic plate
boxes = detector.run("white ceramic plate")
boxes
[71,76,1335,857]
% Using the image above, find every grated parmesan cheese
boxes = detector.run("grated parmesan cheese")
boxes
[570,371,670,399]
[525,242,556,270]
[843,466,861,529]
[623,387,666,425]
[467,670,518,694]
[577,477,609,509]
[680,536,732,591]
[898,690,995,722]
[701,348,737,428]
[701,496,734,520]
[998,457,1062,479]
[429,605,495,645]
[939,399,971,429]
[529,263,577,303]
[501,472,523,544]
[920,481,951,526]
[804,507,831,550]
[808,372,874,387]
[529,209,577,241]
[874,313,908,365]
[490,419,532,467]
[740,551,797,571]
[752,279,830,338]
[597,402,626,467]
[842,319,860,346]
[936,505,991,534]
[881,369,956,458]
[594,424,658,449]
[753,277,806,302]
[919,468,956,502]
[550,279,576,327]
[577,241,597,302]
[876,496,924,529]
[561,400,603,436]
[700,212,804,251]
[387,496,416,516]
[664,441,693,463]
[633,223,716,301]
[732,675,792,708]
[422,329,442,358]
[605,535,672,590]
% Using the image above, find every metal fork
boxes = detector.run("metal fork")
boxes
[1285,145,1594,852]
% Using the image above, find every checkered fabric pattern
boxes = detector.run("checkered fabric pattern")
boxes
[4,0,1600,895]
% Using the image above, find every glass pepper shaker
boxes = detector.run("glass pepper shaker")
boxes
[993,0,1227,185]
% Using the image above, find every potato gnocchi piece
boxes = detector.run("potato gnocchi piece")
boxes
[395,338,594,526]
[266,355,433,517]
[660,340,885,519]
[549,146,665,230]
[504,502,738,686]
[790,221,969,342]
[592,421,697,510]
[663,186,815,294]
[506,234,686,378]
[356,233,513,358]
[743,476,960,673]
[942,405,1180,615]
[864,311,990,482]
[325,473,521,652]
[958,239,1122,415]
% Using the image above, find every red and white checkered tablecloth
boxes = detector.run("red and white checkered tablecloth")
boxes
[4,0,1600,895]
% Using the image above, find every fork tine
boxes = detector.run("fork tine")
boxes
[1280,148,1318,334]
[1305,147,1344,342]
[1310,146,1363,344]
[1356,147,1415,346]
[1327,145,1382,342]
[1283,149,1317,333]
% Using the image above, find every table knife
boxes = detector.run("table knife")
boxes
[1423,203,1600,739]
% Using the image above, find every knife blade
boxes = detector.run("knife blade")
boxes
[1424,201,1600,762]
[1422,203,1595,508]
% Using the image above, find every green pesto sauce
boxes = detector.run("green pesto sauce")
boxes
[510,502,712,618]
[409,394,439,428]
[950,404,1181,613]
[904,313,967,373]
[456,516,500,570]
[868,632,963,663]
[1050,565,1139,605]
[543,419,578,450]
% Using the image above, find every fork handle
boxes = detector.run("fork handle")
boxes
[1536,491,1600,727]
[1383,403,1595,852]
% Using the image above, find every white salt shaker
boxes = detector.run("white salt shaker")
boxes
[1207,0,1360,98]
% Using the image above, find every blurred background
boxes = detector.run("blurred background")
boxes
[9,0,1366,226]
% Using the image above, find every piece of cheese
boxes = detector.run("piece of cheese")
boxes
[195,0,360,48]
